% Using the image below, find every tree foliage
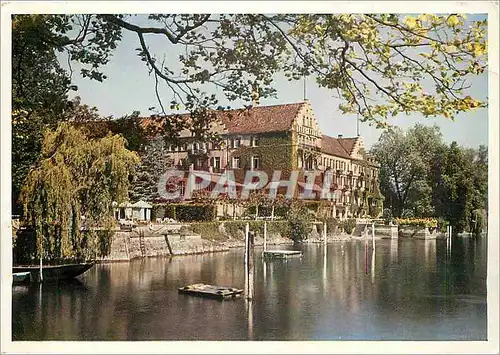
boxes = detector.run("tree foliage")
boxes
[285,203,314,243]
[372,124,488,233]
[371,124,445,217]
[14,13,487,127]
[430,142,488,233]
[19,123,139,262]
[12,15,75,213]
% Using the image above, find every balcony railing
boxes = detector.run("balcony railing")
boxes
[189,148,208,156]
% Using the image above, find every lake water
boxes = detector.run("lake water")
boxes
[12,237,487,341]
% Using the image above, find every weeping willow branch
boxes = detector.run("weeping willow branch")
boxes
[20,123,140,262]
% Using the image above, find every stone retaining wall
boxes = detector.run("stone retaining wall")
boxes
[398,226,444,240]
[372,224,399,239]
[100,222,403,262]
[100,231,230,262]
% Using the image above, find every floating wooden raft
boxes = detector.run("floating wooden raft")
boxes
[178,283,243,300]
[263,250,303,259]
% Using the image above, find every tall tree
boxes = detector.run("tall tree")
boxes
[13,13,486,125]
[11,13,488,214]
[371,124,445,217]
[12,15,75,213]
[430,142,477,233]
[19,123,139,263]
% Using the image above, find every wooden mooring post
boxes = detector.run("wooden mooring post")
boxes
[39,255,43,282]
[372,223,375,250]
[263,221,267,252]
[323,221,327,247]
[244,223,254,300]
[446,226,453,254]
[164,234,174,255]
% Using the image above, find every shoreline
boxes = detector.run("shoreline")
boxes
[96,232,390,264]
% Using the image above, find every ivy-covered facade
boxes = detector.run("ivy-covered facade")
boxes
[140,100,383,219]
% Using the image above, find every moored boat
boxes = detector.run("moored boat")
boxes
[12,263,94,283]
[12,271,32,284]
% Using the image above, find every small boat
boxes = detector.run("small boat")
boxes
[263,250,303,259]
[12,272,32,285]
[12,263,94,283]
[178,283,243,300]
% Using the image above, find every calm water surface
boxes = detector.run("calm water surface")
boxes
[12,237,487,341]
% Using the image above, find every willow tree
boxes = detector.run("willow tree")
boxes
[19,123,140,263]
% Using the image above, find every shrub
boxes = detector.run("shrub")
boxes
[267,220,288,236]
[161,203,215,222]
[190,222,224,240]
[341,218,357,234]
[285,205,313,243]
[317,218,340,235]
[224,221,247,239]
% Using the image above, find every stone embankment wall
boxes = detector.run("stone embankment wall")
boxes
[100,231,231,262]
[371,224,399,239]
[398,226,445,240]
[100,221,407,262]
[100,222,294,262]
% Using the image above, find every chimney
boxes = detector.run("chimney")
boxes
[338,134,343,139]
[251,84,260,106]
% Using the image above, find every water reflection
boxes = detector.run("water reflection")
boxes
[390,238,398,262]
[12,238,487,341]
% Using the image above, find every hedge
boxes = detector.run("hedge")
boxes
[161,203,216,222]
[187,220,290,241]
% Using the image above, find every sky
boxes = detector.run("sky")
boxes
[62,14,489,150]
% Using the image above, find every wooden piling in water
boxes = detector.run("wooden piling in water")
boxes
[323,222,327,247]
[364,243,368,275]
[244,223,254,300]
[449,226,452,253]
[245,223,249,297]
[39,255,43,282]
[164,234,174,255]
[372,223,375,249]
[248,230,254,300]
[263,221,267,252]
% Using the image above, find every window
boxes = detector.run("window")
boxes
[232,157,241,169]
[251,155,260,170]
[231,138,241,148]
[250,136,259,147]
[212,157,221,171]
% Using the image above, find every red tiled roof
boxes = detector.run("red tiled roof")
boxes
[321,135,350,158]
[217,102,303,134]
[139,102,304,136]
[337,137,358,155]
